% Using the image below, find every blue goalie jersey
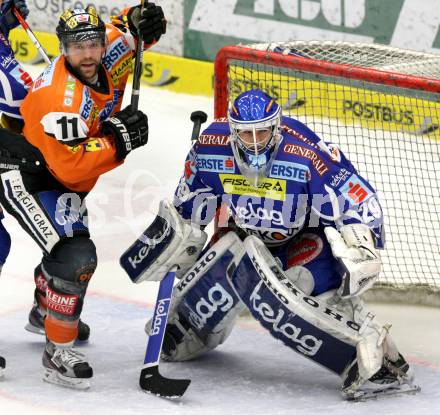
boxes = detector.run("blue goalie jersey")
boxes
[0,31,32,119]
[174,116,384,249]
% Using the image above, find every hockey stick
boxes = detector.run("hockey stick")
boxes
[130,0,147,112]
[190,111,208,141]
[139,111,207,397]
[139,267,190,398]
[13,8,51,64]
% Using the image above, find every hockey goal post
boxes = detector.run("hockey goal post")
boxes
[214,41,440,306]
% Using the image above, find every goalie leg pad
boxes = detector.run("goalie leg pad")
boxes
[229,238,354,374]
[228,235,401,379]
[149,232,246,361]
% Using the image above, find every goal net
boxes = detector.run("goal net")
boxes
[214,41,440,306]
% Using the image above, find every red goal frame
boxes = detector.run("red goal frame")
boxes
[213,45,440,118]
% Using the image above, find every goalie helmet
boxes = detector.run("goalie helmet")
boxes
[56,6,106,50]
[228,89,282,185]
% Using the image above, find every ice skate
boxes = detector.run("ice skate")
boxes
[42,341,93,390]
[342,354,420,401]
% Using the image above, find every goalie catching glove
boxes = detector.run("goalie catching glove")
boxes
[325,224,381,299]
[102,106,148,161]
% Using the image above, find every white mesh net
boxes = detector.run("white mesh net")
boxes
[216,41,440,305]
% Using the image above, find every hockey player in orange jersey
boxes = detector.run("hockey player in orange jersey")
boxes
[0,4,166,388]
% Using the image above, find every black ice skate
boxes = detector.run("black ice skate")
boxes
[25,303,90,342]
[342,354,420,401]
[0,355,5,378]
[42,341,93,390]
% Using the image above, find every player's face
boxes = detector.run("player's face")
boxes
[65,40,105,83]
[237,128,272,152]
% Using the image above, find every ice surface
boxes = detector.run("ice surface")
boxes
[0,64,439,415]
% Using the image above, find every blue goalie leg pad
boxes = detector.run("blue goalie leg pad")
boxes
[228,237,358,376]
[160,232,246,361]
[176,248,242,340]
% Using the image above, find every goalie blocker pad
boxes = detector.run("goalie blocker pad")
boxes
[120,200,207,283]
[228,236,385,377]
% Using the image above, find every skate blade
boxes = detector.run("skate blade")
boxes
[345,383,421,401]
[43,368,91,390]
[0,368,5,379]
[24,323,45,336]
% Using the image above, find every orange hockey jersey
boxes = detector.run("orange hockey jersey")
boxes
[21,22,140,192]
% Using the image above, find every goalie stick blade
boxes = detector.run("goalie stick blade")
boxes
[139,365,191,399]
[344,383,421,402]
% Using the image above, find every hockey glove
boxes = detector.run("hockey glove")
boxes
[325,224,381,299]
[127,3,167,46]
[102,106,149,161]
[0,0,29,33]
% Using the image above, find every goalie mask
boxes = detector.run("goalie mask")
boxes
[228,89,282,186]
[56,6,106,55]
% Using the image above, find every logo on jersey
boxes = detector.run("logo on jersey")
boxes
[283,144,329,176]
[287,233,324,267]
[32,60,57,92]
[329,168,351,187]
[0,52,15,69]
[234,203,285,226]
[73,138,110,153]
[63,75,76,107]
[270,160,310,183]
[184,150,197,185]
[111,57,131,86]
[198,134,229,146]
[243,226,298,245]
[100,89,120,121]
[102,37,130,70]
[220,174,286,201]
[282,125,319,150]
[339,175,373,205]
[197,154,235,173]
[9,65,32,88]
[80,87,94,120]
[327,143,342,162]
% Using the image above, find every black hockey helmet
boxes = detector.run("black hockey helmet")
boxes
[56,6,106,48]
